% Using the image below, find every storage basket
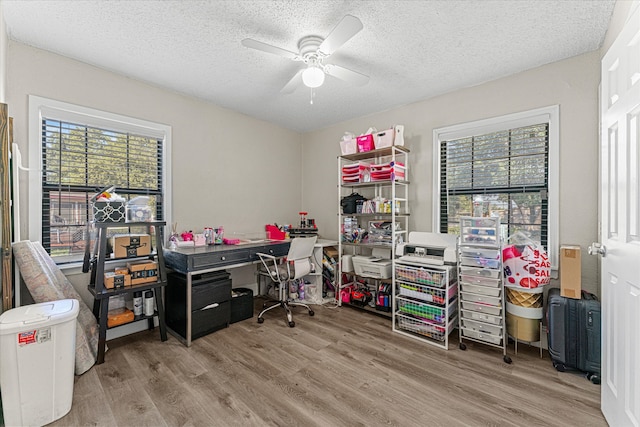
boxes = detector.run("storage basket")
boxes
[395,264,447,288]
[505,286,543,308]
[395,313,447,341]
[398,282,457,306]
[396,296,455,325]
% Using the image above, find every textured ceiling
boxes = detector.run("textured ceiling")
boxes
[2,0,615,132]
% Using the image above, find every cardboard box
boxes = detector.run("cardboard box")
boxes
[127,260,159,285]
[111,234,151,258]
[560,245,582,299]
[104,271,132,289]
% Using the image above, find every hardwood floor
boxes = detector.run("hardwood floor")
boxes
[51,299,607,427]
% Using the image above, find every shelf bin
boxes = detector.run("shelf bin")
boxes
[0,299,80,426]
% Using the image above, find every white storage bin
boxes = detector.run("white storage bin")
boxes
[461,318,503,336]
[460,309,503,325]
[460,216,500,245]
[0,299,79,427]
[460,282,501,297]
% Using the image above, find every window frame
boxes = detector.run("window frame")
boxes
[432,105,559,269]
[28,95,172,268]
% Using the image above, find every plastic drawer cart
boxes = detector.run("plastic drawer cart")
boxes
[0,299,80,426]
[457,216,512,364]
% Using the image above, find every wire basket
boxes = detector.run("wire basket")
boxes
[394,265,447,288]
[396,296,456,325]
[396,313,447,341]
[398,282,457,306]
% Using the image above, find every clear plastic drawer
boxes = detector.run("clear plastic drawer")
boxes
[460,217,500,245]
[459,247,500,259]
[460,292,501,306]
[460,309,503,325]
[459,274,501,287]
[459,266,501,279]
[461,318,503,336]
[460,256,500,269]
[460,282,501,297]
[460,300,502,316]
[461,327,503,345]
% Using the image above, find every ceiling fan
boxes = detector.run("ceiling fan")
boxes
[242,15,369,94]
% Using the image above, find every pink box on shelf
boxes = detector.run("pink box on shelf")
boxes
[356,134,374,152]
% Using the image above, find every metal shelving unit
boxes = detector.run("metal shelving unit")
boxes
[337,146,409,314]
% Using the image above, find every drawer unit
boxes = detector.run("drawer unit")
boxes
[457,218,510,363]
[165,271,232,340]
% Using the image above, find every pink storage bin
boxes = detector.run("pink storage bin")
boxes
[356,134,374,152]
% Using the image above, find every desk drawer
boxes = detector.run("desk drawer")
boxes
[167,272,232,311]
[190,249,251,270]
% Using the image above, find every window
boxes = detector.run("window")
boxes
[433,106,559,268]
[28,96,172,265]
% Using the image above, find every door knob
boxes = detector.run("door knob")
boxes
[588,242,607,257]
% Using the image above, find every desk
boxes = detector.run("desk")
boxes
[163,240,290,346]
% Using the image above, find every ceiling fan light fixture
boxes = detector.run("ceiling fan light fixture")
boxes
[302,65,325,88]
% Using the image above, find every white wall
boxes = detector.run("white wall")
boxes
[0,1,6,103]
[302,51,601,293]
[7,42,302,294]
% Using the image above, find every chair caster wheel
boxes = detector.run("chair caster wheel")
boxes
[309,310,315,316]
[503,355,512,364]
[288,321,295,328]
[257,317,264,324]
[459,343,467,350]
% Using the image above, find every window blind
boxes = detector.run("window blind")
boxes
[41,118,164,262]
[440,123,549,248]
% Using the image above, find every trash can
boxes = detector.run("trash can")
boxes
[0,299,80,426]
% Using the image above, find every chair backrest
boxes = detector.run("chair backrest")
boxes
[286,236,317,280]
[286,236,317,261]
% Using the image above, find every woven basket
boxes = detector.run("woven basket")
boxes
[506,287,543,308]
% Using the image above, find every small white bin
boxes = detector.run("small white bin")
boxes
[0,299,79,427]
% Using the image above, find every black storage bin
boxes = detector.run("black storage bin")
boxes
[230,288,254,324]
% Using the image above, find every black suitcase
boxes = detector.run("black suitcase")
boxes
[546,287,601,384]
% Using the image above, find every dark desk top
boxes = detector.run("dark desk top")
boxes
[163,239,290,274]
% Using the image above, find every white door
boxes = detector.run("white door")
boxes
[598,4,640,426]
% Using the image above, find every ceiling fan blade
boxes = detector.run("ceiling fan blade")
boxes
[318,15,363,56]
[324,64,369,86]
[281,69,303,94]
[241,38,299,60]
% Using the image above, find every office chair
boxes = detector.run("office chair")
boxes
[256,236,317,327]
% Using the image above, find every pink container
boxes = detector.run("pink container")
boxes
[356,134,374,152]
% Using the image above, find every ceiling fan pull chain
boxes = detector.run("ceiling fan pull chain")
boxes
[310,87,314,105]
